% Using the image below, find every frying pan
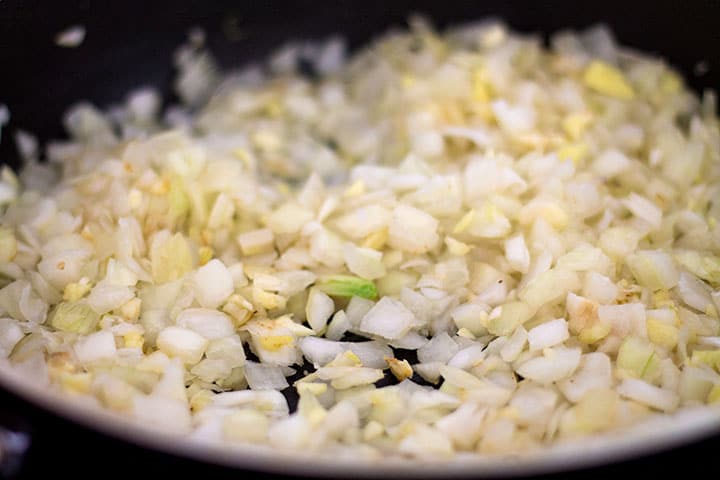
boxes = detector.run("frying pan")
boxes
[0,0,719,477]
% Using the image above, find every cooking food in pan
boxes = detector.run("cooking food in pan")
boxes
[0,19,718,460]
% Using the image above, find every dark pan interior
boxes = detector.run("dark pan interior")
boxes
[0,0,719,478]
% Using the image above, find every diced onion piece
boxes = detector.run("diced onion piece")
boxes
[193,259,234,309]
[451,303,487,337]
[464,156,526,202]
[156,326,208,364]
[556,245,612,274]
[245,361,289,390]
[398,424,453,458]
[599,303,647,338]
[224,409,270,443]
[150,232,193,284]
[305,288,334,333]
[133,395,192,434]
[583,60,635,100]
[418,332,459,364]
[500,327,528,362]
[49,302,99,334]
[617,379,679,412]
[519,268,579,310]
[0,318,24,357]
[677,271,713,312]
[621,194,662,229]
[598,227,641,260]
[336,205,392,239]
[491,100,536,134]
[309,228,345,268]
[265,203,313,234]
[176,308,234,339]
[515,347,581,384]
[38,250,92,290]
[359,297,417,340]
[509,383,558,427]
[559,352,612,403]
[436,403,486,449]
[190,358,231,383]
[591,149,630,178]
[238,229,275,256]
[527,318,569,351]
[325,310,349,341]
[343,243,386,280]
[345,296,375,327]
[447,344,486,369]
[617,336,660,381]
[439,365,485,390]
[560,388,619,435]
[487,302,533,336]
[86,283,135,315]
[674,251,720,285]
[74,330,117,364]
[468,202,512,239]
[646,310,679,349]
[388,205,439,254]
[626,250,679,290]
[299,337,391,368]
[583,272,618,304]
[315,366,384,389]
[504,234,530,273]
[0,227,17,262]
[206,335,246,368]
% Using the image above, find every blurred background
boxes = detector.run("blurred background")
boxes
[1,0,718,166]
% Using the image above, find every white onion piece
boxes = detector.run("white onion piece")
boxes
[176,308,234,339]
[559,352,612,402]
[156,326,208,364]
[306,288,334,333]
[244,361,289,390]
[516,347,581,385]
[617,379,679,412]
[74,330,117,364]
[359,297,417,340]
[193,259,234,309]
[527,319,569,351]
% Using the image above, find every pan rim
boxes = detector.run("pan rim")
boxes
[1,365,720,477]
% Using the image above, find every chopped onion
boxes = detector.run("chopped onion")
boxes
[343,243,386,280]
[559,352,612,402]
[86,282,134,315]
[359,297,417,340]
[626,250,679,290]
[176,308,234,339]
[504,234,530,274]
[527,318,569,351]
[677,271,713,312]
[418,332,459,364]
[156,326,208,364]
[74,330,117,364]
[388,205,439,254]
[0,19,718,460]
[193,259,234,309]
[617,378,679,412]
[244,361,289,390]
[516,347,582,384]
[305,288,334,333]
